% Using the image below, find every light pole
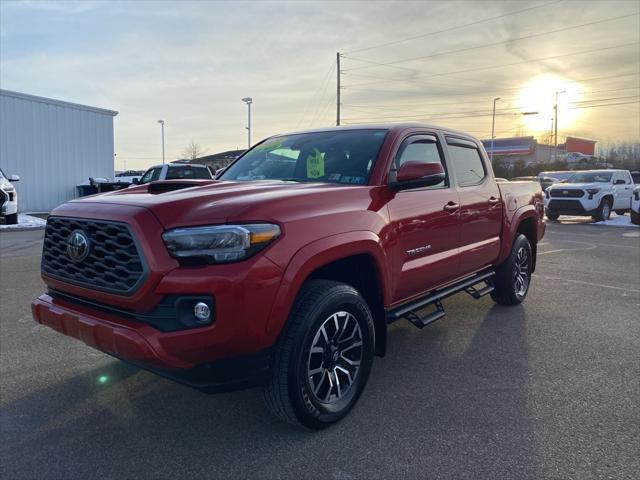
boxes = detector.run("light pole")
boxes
[242,97,253,149]
[157,120,165,164]
[553,90,566,161]
[490,97,501,162]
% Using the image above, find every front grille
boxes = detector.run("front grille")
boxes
[548,200,586,213]
[0,189,7,205]
[42,217,147,295]
[549,188,584,198]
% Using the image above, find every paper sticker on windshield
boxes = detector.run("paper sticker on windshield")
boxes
[306,148,325,179]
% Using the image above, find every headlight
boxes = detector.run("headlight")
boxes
[586,188,600,195]
[162,223,281,263]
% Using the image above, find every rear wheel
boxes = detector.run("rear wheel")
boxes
[263,280,375,429]
[4,212,18,225]
[592,198,612,222]
[490,234,533,306]
[614,210,626,216]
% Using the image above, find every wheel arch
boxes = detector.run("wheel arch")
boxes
[265,232,390,357]
[497,206,540,270]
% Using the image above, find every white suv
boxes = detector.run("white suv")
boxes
[631,186,640,225]
[0,167,20,225]
[544,169,634,222]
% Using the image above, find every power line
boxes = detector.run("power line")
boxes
[341,98,640,123]
[345,12,639,73]
[296,62,336,129]
[344,42,640,89]
[343,0,563,54]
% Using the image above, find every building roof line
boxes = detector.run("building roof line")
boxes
[0,89,118,116]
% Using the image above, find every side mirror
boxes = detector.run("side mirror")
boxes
[614,179,626,185]
[132,178,140,185]
[390,161,445,190]
[9,174,20,182]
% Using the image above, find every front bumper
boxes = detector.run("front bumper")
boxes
[545,198,598,216]
[32,293,273,392]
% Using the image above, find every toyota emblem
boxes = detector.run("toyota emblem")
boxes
[67,230,90,262]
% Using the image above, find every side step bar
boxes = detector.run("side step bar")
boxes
[386,270,495,329]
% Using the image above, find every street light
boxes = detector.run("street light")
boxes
[157,120,165,164]
[553,90,566,161]
[490,97,501,162]
[241,97,253,149]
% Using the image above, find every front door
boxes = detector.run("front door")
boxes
[612,171,633,210]
[386,134,461,304]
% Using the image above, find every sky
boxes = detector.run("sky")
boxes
[1,0,639,170]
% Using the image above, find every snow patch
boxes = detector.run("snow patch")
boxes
[0,214,47,230]
[548,213,639,228]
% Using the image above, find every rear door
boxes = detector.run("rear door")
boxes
[445,137,503,276]
[386,133,461,303]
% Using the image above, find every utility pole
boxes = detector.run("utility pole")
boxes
[336,52,341,126]
[157,120,165,164]
[490,97,500,162]
[553,90,565,162]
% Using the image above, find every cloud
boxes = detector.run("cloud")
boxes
[1,0,638,169]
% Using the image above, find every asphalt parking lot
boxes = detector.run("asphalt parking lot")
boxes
[1,221,639,480]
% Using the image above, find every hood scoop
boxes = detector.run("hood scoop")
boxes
[147,180,217,194]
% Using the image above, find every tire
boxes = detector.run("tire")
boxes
[631,210,640,225]
[592,198,612,222]
[263,280,375,429]
[490,234,533,306]
[546,211,559,221]
[614,210,626,216]
[4,212,18,225]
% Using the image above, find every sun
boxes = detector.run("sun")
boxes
[516,75,583,134]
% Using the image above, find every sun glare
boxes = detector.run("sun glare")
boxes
[516,75,583,134]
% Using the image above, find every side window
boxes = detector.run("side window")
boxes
[140,167,161,184]
[626,172,633,184]
[447,141,486,186]
[395,135,447,188]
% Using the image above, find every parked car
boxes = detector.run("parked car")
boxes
[544,169,634,221]
[511,176,559,192]
[631,186,640,225]
[32,123,546,429]
[137,163,213,184]
[0,167,19,225]
[538,170,575,182]
[630,170,640,185]
[115,170,145,184]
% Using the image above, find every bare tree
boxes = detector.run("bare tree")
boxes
[181,140,208,160]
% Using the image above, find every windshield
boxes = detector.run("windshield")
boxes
[220,129,388,185]
[566,172,612,183]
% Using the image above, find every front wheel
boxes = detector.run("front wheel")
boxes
[631,210,640,225]
[263,280,375,429]
[491,234,533,306]
[614,210,627,216]
[4,212,18,225]
[546,210,559,221]
[593,198,612,222]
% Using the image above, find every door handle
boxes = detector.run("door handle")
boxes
[488,196,500,205]
[443,201,460,212]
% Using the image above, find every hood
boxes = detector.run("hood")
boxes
[550,182,606,190]
[66,180,380,229]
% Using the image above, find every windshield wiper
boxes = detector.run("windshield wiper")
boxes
[278,178,304,182]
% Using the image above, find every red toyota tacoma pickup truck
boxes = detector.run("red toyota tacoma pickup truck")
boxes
[32,124,545,429]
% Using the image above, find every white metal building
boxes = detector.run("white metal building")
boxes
[0,89,117,212]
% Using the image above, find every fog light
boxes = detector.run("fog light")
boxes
[193,302,211,323]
